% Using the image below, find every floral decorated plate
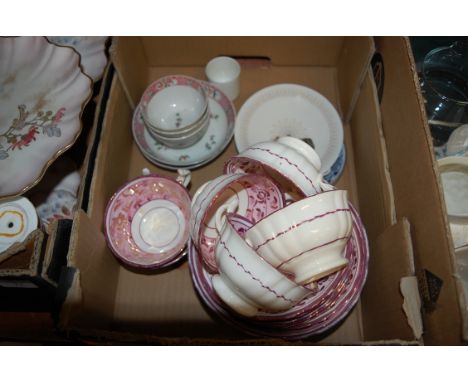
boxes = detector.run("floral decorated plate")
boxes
[47,36,109,82]
[234,84,343,174]
[133,81,236,170]
[0,37,92,199]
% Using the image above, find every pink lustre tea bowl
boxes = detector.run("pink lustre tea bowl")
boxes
[104,175,191,269]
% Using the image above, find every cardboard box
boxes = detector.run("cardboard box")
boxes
[56,37,461,344]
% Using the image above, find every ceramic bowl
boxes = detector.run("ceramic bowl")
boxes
[104,175,191,269]
[225,137,333,200]
[438,156,468,223]
[234,83,343,174]
[146,106,210,139]
[212,213,314,317]
[141,75,208,135]
[0,37,92,198]
[244,189,352,285]
[146,113,210,149]
[190,173,285,273]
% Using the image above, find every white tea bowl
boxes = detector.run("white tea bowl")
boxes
[141,75,208,135]
[212,213,314,317]
[244,189,352,285]
[225,136,333,199]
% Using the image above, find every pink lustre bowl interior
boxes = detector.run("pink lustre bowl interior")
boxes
[188,203,369,340]
[190,173,285,273]
[104,175,192,269]
[0,36,93,199]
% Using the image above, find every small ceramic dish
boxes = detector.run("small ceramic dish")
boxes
[438,156,468,223]
[190,173,285,273]
[141,75,208,134]
[234,83,343,173]
[0,37,92,198]
[47,36,109,82]
[104,175,191,269]
[133,81,236,170]
[0,196,38,253]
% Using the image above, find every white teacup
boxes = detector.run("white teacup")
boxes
[205,56,241,101]
[244,189,352,285]
[212,212,313,317]
[225,136,333,199]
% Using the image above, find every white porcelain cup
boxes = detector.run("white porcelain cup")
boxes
[205,56,241,101]
[212,213,313,317]
[244,189,352,285]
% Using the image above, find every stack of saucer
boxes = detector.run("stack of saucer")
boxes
[132,75,236,170]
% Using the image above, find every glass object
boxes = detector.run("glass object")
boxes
[420,41,468,146]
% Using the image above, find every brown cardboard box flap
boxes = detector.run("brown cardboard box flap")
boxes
[375,36,462,344]
[361,218,419,342]
[350,70,396,243]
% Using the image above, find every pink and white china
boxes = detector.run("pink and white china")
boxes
[225,137,333,200]
[234,83,343,174]
[141,75,209,142]
[190,173,285,273]
[132,80,236,170]
[104,175,191,269]
[212,213,315,317]
[0,37,92,198]
[188,203,369,339]
[245,189,352,285]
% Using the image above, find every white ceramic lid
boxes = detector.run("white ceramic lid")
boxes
[0,196,38,253]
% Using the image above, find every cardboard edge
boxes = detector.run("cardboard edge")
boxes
[403,37,464,343]
[0,229,45,277]
[85,75,119,219]
[339,37,376,124]
[77,63,114,213]
[366,70,397,225]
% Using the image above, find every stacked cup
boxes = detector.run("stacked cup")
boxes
[140,75,210,149]
[189,136,363,327]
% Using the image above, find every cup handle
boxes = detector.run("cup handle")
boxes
[142,167,192,189]
[176,169,191,188]
[215,199,239,235]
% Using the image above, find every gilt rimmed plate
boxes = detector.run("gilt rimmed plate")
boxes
[234,84,343,174]
[188,204,369,339]
[0,37,92,199]
[133,81,236,170]
[47,36,109,82]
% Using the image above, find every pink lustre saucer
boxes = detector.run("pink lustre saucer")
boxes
[104,175,191,269]
[188,203,369,340]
